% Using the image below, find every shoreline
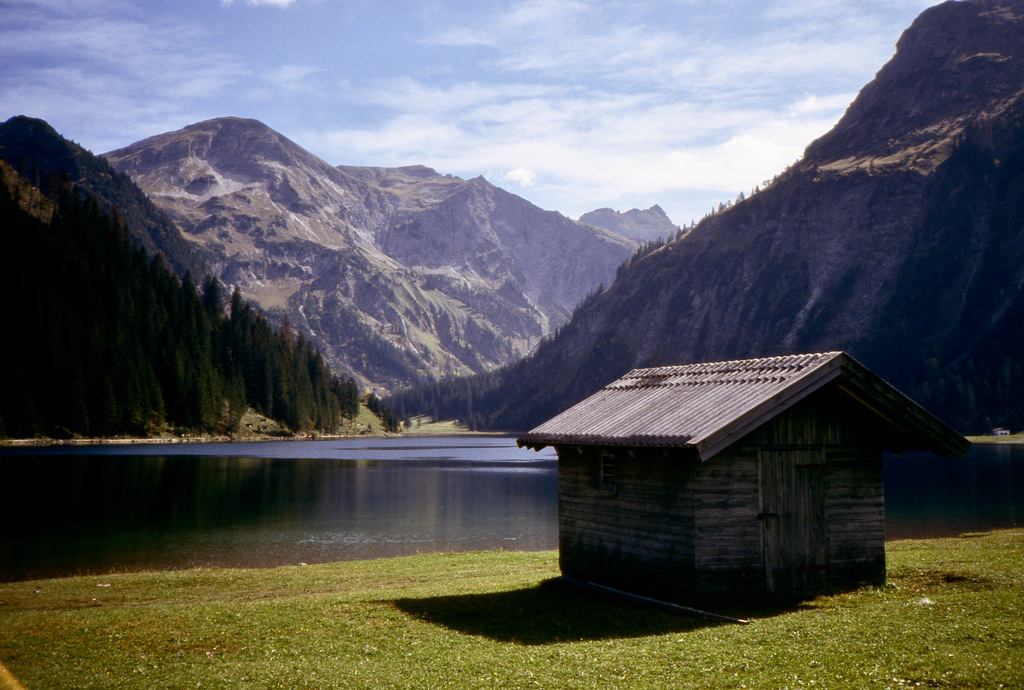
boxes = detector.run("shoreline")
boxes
[0,433,371,449]
[965,433,1024,445]
[0,428,510,449]
[4,431,1015,449]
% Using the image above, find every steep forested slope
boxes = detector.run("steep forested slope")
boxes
[0,116,209,279]
[389,0,1024,434]
[0,163,359,438]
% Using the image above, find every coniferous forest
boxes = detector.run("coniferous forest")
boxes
[0,171,365,439]
[386,119,1024,436]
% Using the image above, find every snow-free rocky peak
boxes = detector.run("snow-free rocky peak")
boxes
[105,117,636,391]
[446,0,1024,434]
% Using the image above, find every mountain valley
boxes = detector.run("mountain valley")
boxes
[391,0,1024,434]
[3,0,1023,437]
[103,118,636,391]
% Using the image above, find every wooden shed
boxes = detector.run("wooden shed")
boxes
[518,352,969,602]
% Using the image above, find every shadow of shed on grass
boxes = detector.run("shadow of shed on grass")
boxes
[390,578,794,645]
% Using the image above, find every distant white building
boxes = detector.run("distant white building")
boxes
[993,428,1010,436]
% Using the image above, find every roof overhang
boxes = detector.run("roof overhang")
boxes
[517,352,970,460]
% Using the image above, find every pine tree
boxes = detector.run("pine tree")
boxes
[0,171,358,438]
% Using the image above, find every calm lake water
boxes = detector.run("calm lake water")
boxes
[0,437,1021,581]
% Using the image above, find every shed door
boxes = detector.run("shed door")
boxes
[760,448,827,594]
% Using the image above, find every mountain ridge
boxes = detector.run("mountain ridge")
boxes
[0,115,209,279]
[578,205,680,242]
[805,0,1024,174]
[390,0,1024,434]
[104,117,636,391]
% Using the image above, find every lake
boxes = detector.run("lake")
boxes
[1,437,1021,581]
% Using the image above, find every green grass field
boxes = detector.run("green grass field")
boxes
[967,432,1024,444]
[1,531,1022,689]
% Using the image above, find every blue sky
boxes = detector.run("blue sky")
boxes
[2,0,940,225]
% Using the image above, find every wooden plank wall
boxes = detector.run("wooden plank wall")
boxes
[557,445,698,602]
[824,449,886,587]
[556,383,889,601]
[692,455,763,594]
[720,387,886,594]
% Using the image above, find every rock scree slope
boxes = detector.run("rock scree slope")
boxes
[105,117,636,391]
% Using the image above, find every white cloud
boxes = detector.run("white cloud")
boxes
[1,0,943,224]
[789,94,859,116]
[306,68,844,221]
[222,0,300,6]
[264,65,324,92]
[504,168,538,187]
[385,0,935,220]
[0,0,248,151]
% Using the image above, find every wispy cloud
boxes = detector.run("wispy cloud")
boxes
[431,0,589,47]
[307,0,913,219]
[1,0,940,223]
[317,0,935,220]
[222,0,301,7]
[262,64,324,93]
[311,71,826,220]
[0,0,248,150]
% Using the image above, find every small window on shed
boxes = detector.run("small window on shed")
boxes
[598,454,617,489]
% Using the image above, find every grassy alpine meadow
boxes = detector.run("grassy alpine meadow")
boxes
[1,531,1022,689]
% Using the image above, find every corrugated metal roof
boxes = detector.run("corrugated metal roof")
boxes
[518,351,969,460]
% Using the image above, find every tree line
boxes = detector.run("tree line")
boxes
[386,113,1024,437]
[0,172,368,439]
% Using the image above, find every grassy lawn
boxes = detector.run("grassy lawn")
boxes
[401,416,474,436]
[1,531,1022,689]
[400,417,510,437]
[967,432,1024,444]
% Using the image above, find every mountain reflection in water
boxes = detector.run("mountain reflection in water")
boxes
[0,437,557,581]
[1,437,1021,581]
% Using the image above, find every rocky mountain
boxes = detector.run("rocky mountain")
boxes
[104,118,636,390]
[0,116,209,279]
[579,205,680,242]
[392,0,1024,434]
[0,157,359,439]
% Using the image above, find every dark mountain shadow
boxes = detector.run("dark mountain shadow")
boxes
[390,578,798,645]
